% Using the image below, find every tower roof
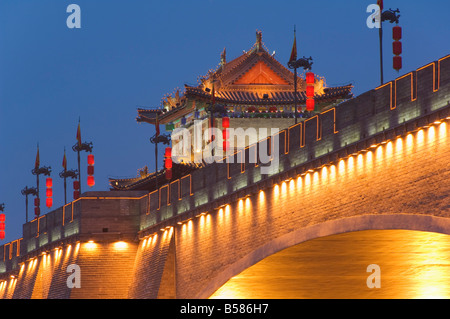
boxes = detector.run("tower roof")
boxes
[136,31,353,125]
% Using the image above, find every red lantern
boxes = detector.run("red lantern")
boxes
[34,207,40,216]
[306,72,315,85]
[223,141,230,151]
[164,147,172,158]
[393,26,402,41]
[87,165,94,176]
[87,175,95,187]
[165,169,172,180]
[46,178,52,188]
[306,99,315,111]
[222,117,230,128]
[34,198,40,206]
[306,85,315,98]
[165,158,172,169]
[393,56,402,71]
[46,188,53,197]
[87,154,95,165]
[73,191,80,200]
[0,231,4,240]
[46,198,53,208]
[393,41,402,56]
[73,180,80,190]
[0,223,4,231]
[0,214,5,222]
[222,129,229,140]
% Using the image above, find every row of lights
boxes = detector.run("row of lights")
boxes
[139,114,449,244]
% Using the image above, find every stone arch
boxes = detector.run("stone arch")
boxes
[196,213,450,299]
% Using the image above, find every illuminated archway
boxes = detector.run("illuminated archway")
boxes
[196,214,450,299]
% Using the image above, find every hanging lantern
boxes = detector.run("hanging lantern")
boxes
[306,72,315,85]
[34,198,40,207]
[87,175,95,188]
[87,154,95,165]
[223,141,230,151]
[393,26,402,41]
[0,211,4,237]
[222,129,229,140]
[393,41,402,56]
[393,56,402,71]
[165,158,173,169]
[222,117,230,128]
[46,177,53,208]
[306,99,315,111]
[164,147,172,158]
[306,85,315,98]
[34,207,40,217]
[87,153,94,188]
[73,190,80,200]
[73,180,80,190]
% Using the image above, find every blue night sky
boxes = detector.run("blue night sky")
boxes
[0,0,449,242]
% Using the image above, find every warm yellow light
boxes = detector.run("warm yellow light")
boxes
[356,154,363,171]
[347,156,354,173]
[427,125,436,142]
[376,144,383,161]
[439,122,447,137]
[304,173,311,187]
[259,190,264,201]
[406,133,413,146]
[395,137,403,154]
[289,179,295,192]
[281,181,287,194]
[321,166,328,181]
[338,159,345,176]
[296,175,302,189]
[312,171,319,185]
[417,129,424,146]
[113,241,128,250]
[329,164,336,181]
[274,184,280,197]
[225,204,230,214]
[386,141,393,159]
[85,241,97,249]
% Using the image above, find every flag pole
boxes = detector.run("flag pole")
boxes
[379,18,384,85]
[293,26,298,124]
[155,113,159,190]
[378,0,384,85]
[63,148,67,204]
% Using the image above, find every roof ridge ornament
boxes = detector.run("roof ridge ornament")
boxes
[220,47,226,66]
[256,30,262,52]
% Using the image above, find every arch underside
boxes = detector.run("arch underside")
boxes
[196,213,450,299]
